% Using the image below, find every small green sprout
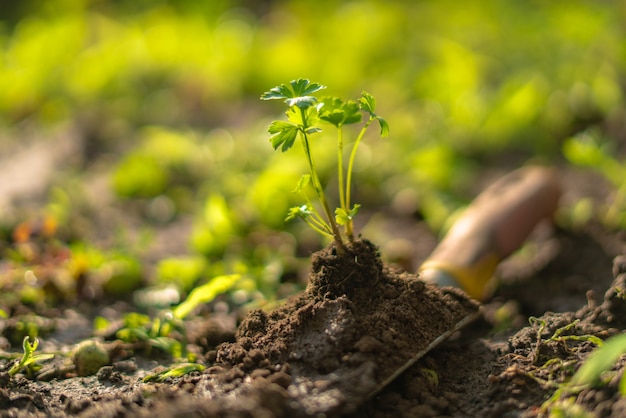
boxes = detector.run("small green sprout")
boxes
[105,274,240,360]
[172,274,241,320]
[261,79,388,254]
[142,362,206,383]
[8,336,54,378]
[568,333,626,392]
[538,333,626,415]
[113,311,186,359]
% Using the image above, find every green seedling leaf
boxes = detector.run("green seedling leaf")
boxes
[286,96,318,109]
[359,91,377,114]
[359,91,389,137]
[287,105,320,128]
[150,337,183,358]
[293,175,311,193]
[143,363,206,383]
[549,319,580,340]
[268,120,299,152]
[335,204,361,226]
[261,79,326,109]
[172,274,241,320]
[562,134,608,168]
[9,336,54,377]
[319,97,362,127]
[93,316,110,332]
[261,79,326,101]
[286,205,313,221]
[377,116,390,137]
[569,333,626,388]
[124,312,152,327]
[420,367,440,386]
[117,326,151,343]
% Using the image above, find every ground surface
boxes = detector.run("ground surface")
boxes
[1,223,625,417]
[1,139,626,417]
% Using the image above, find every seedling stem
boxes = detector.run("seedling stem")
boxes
[298,110,346,252]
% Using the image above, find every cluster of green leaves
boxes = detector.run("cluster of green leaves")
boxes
[106,312,186,359]
[261,79,388,252]
[0,271,240,382]
[96,274,240,360]
[528,318,604,364]
[523,318,604,389]
[540,333,626,416]
[517,317,626,415]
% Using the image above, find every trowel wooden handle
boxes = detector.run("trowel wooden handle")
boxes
[419,166,561,300]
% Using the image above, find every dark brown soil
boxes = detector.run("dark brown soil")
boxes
[2,226,626,418]
[215,239,479,417]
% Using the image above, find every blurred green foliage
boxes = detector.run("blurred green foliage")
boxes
[1,0,625,312]
[3,0,624,145]
[563,130,626,229]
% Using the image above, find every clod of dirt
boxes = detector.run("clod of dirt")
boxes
[217,239,480,416]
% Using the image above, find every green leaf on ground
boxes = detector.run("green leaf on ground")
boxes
[172,274,241,320]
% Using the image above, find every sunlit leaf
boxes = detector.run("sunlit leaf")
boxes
[293,175,311,193]
[377,116,390,137]
[335,204,361,225]
[150,337,183,358]
[172,274,241,320]
[268,120,299,152]
[93,316,110,332]
[142,363,206,383]
[287,106,320,128]
[562,135,607,167]
[290,79,326,97]
[359,91,377,114]
[286,96,318,109]
[319,97,362,127]
[261,79,326,110]
[569,333,626,388]
[286,205,313,221]
[358,92,389,136]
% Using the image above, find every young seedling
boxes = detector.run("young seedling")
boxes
[540,333,626,415]
[261,79,388,254]
[142,362,206,383]
[96,274,240,360]
[8,336,54,378]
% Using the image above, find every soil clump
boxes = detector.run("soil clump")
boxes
[216,239,480,416]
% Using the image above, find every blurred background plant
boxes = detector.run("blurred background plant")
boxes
[0,0,625,313]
